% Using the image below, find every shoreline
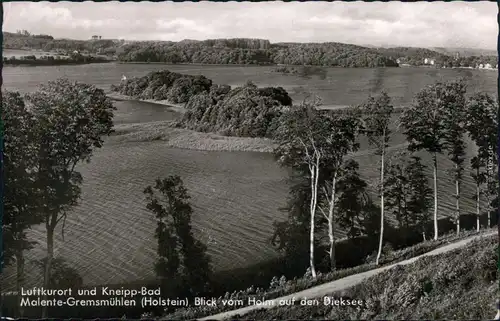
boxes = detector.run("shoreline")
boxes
[107,92,187,114]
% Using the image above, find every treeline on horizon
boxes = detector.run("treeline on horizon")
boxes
[5,32,497,68]
[2,53,111,66]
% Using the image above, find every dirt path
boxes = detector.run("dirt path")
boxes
[198,231,497,320]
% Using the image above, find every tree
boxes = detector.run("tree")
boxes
[2,91,42,317]
[405,156,433,240]
[26,79,115,317]
[274,101,361,273]
[335,160,369,239]
[441,80,467,235]
[273,100,322,278]
[401,81,448,240]
[317,111,361,271]
[144,176,211,298]
[465,92,498,228]
[385,154,432,242]
[384,153,410,230]
[360,92,394,265]
[470,156,486,231]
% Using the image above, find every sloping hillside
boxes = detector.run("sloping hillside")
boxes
[228,234,498,320]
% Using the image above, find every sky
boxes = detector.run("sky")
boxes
[3,1,498,49]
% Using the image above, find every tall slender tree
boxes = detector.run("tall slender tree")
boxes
[470,156,486,231]
[273,99,324,278]
[361,92,394,265]
[441,80,467,235]
[401,82,448,240]
[273,98,361,275]
[405,156,433,240]
[317,109,361,271]
[465,92,498,228]
[27,79,115,317]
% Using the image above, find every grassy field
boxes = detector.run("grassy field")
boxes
[1,64,496,292]
[225,233,498,320]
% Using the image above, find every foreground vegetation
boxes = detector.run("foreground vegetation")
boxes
[227,234,498,320]
[163,228,496,320]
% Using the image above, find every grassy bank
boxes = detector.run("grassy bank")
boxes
[228,233,497,320]
[163,228,496,320]
[107,92,187,114]
[110,120,276,152]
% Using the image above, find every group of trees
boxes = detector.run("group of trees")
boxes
[116,40,399,67]
[111,70,213,104]
[3,32,117,56]
[2,80,115,317]
[6,31,496,70]
[270,79,498,277]
[180,81,292,137]
[3,53,110,66]
[112,67,498,282]
[2,78,212,317]
[111,70,294,138]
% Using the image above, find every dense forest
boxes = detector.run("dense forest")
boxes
[114,40,400,67]
[3,53,111,66]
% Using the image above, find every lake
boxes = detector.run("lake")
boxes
[1,62,496,290]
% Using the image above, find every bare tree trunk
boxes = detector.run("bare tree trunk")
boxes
[327,173,337,271]
[376,146,385,265]
[476,176,480,232]
[433,153,439,240]
[308,155,320,279]
[455,168,460,236]
[42,215,56,318]
[15,251,25,317]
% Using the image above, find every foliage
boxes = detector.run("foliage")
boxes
[144,176,212,298]
[180,82,292,138]
[116,40,399,67]
[385,154,433,237]
[25,78,115,316]
[335,160,372,239]
[465,92,498,215]
[111,70,213,104]
[34,257,84,289]
[1,91,41,267]
[3,54,110,66]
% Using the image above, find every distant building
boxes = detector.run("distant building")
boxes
[423,58,435,65]
[91,35,102,40]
